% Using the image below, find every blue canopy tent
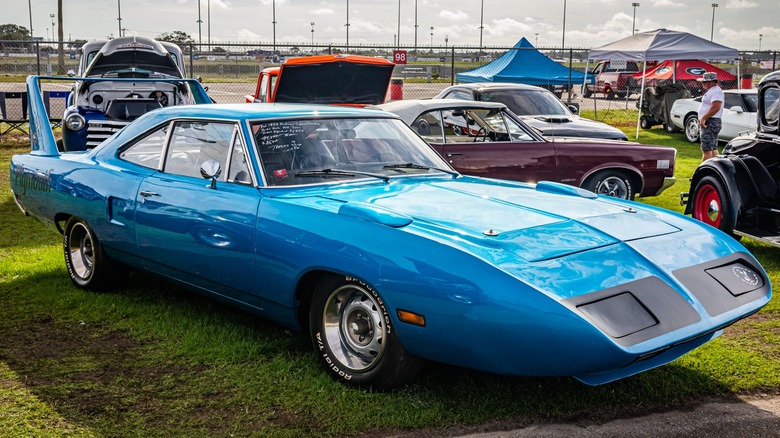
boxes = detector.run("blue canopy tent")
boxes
[457,38,591,88]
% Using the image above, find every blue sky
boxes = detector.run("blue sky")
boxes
[7,0,779,50]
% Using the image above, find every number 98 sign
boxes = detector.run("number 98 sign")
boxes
[393,50,407,65]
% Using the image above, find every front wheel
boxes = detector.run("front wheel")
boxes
[585,170,635,200]
[639,116,652,130]
[309,275,424,390]
[684,115,700,143]
[63,217,127,290]
[692,176,736,235]
[663,122,679,133]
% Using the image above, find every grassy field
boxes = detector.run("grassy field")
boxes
[0,118,778,437]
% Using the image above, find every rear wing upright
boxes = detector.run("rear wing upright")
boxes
[25,75,212,157]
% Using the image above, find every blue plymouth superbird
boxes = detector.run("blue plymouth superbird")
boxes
[11,76,771,390]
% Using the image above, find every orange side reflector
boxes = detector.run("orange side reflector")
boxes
[397,309,426,327]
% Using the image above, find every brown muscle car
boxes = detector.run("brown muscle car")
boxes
[375,99,676,199]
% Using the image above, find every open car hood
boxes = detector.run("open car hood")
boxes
[273,55,395,106]
[85,37,183,78]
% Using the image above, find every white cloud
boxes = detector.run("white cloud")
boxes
[311,8,334,16]
[724,0,759,9]
[652,0,685,7]
[439,10,469,21]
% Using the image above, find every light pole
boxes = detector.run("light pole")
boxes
[27,0,33,38]
[759,33,763,51]
[208,0,211,51]
[397,0,401,50]
[272,0,276,54]
[197,0,202,51]
[345,0,350,51]
[117,0,122,38]
[561,0,567,49]
[534,32,539,46]
[631,3,639,35]
[49,13,55,43]
[414,0,418,55]
[710,3,718,42]
[479,0,484,52]
[430,26,434,50]
[311,22,315,48]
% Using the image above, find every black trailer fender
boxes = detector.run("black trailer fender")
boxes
[685,158,746,228]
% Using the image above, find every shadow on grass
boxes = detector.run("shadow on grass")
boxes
[0,267,749,437]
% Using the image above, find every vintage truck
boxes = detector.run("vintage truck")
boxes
[60,36,197,151]
[245,54,395,106]
[583,60,642,100]
[682,70,780,246]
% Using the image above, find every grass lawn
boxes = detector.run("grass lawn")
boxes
[0,118,778,437]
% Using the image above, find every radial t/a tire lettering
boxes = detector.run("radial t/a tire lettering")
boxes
[309,275,424,390]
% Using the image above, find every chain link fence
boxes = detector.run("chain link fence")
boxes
[2,39,779,135]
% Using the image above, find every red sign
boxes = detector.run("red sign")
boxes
[393,50,407,64]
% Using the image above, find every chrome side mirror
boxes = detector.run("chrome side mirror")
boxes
[200,159,222,189]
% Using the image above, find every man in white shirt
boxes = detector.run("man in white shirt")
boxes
[697,72,724,162]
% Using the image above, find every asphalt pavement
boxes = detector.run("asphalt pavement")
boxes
[451,396,780,437]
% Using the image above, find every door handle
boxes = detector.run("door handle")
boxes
[446,153,464,157]
[139,191,160,197]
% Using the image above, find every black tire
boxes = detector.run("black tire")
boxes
[63,217,127,290]
[684,115,700,143]
[56,138,65,152]
[605,91,616,100]
[663,122,679,133]
[691,176,736,235]
[309,275,425,390]
[583,88,593,98]
[584,170,635,200]
[639,116,651,130]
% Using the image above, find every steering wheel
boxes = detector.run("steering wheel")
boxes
[474,127,489,142]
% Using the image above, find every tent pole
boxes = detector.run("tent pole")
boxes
[737,58,741,89]
[636,60,647,140]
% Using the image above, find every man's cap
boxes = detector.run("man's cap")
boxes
[697,72,719,82]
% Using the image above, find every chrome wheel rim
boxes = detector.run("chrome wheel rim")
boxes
[68,223,94,280]
[686,118,700,141]
[322,284,386,372]
[594,176,629,199]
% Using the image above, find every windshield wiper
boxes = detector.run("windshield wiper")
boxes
[383,163,459,177]
[294,168,390,182]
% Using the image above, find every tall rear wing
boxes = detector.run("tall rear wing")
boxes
[25,75,212,156]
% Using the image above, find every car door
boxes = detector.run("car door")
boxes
[721,93,757,140]
[417,108,558,183]
[133,120,260,303]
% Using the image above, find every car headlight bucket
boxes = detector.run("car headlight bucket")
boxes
[65,113,86,131]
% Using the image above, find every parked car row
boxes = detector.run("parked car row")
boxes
[13,76,771,390]
[24,38,773,389]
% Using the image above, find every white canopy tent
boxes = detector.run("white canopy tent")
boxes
[586,28,740,138]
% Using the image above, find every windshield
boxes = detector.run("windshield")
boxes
[252,118,453,186]
[480,90,571,116]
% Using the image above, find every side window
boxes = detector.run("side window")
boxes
[450,90,472,100]
[119,123,169,169]
[163,121,235,180]
[228,130,252,184]
[763,88,779,127]
[724,94,742,111]
[259,75,269,102]
[269,76,278,100]
[411,111,444,142]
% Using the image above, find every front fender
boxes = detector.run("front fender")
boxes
[685,158,746,226]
